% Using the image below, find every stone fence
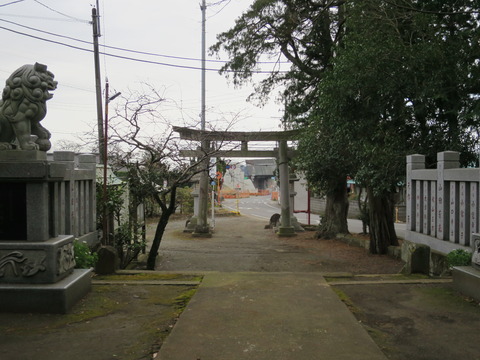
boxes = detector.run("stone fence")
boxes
[48,151,98,245]
[406,151,476,255]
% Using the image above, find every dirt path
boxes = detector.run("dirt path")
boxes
[153,215,404,274]
[150,215,480,360]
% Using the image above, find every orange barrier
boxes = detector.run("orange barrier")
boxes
[223,192,250,199]
[271,191,279,201]
[223,190,272,199]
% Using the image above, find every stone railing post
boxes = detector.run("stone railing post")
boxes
[52,152,75,236]
[437,151,460,241]
[406,154,425,231]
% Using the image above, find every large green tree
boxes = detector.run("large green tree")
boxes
[212,0,350,235]
[315,0,480,253]
[213,0,480,253]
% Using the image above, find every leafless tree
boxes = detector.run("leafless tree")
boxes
[107,84,239,269]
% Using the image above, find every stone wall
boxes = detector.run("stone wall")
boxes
[310,196,406,222]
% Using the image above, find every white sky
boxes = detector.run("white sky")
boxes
[0,0,287,151]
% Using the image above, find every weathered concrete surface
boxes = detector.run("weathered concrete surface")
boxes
[159,272,387,360]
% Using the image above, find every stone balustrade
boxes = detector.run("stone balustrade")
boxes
[406,151,478,257]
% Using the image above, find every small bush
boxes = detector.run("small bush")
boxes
[74,240,98,269]
[446,249,472,268]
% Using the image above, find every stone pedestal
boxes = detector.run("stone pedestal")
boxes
[0,151,93,313]
[0,235,75,284]
[289,177,304,232]
[0,269,91,313]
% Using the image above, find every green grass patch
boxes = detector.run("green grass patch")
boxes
[324,276,352,283]
[94,273,203,282]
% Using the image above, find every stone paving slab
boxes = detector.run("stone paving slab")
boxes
[159,272,387,360]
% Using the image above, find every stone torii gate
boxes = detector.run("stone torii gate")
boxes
[173,126,301,237]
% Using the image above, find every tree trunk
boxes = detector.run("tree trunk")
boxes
[316,177,349,238]
[367,187,398,254]
[146,187,177,270]
[357,187,369,234]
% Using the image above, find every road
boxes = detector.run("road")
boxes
[221,195,406,237]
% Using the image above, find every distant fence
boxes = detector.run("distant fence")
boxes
[406,151,476,255]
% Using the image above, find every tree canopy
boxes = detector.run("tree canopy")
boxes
[211,0,343,115]
[212,0,480,252]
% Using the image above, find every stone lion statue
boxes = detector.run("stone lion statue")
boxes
[0,63,57,151]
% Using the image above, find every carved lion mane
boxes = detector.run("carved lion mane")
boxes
[0,63,57,151]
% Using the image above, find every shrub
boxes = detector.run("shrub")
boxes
[446,249,472,268]
[74,240,98,269]
[177,186,194,215]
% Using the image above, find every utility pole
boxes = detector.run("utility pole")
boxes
[92,6,104,163]
[194,0,211,236]
[102,78,109,245]
[102,78,121,245]
[201,0,206,132]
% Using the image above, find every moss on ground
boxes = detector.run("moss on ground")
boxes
[0,283,199,360]
[94,273,202,282]
[331,288,361,314]
[415,285,480,312]
[173,288,197,314]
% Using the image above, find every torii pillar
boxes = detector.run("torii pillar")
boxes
[277,140,296,236]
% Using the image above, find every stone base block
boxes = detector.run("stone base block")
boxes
[0,235,75,284]
[453,266,480,302]
[277,226,296,237]
[291,216,305,232]
[192,223,212,238]
[387,245,402,259]
[401,240,430,274]
[0,269,92,314]
[77,231,99,247]
[184,217,197,233]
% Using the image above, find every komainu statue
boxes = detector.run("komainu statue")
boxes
[0,63,57,151]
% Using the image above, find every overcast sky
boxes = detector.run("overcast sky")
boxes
[0,0,287,151]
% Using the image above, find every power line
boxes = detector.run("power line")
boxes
[32,0,89,23]
[0,0,25,7]
[0,24,289,74]
[0,12,82,22]
[0,17,289,65]
[0,18,91,43]
[207,0,232,19]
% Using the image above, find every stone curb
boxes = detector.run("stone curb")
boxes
[328,278,452,286]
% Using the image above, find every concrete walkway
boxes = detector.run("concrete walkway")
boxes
[159,272,387,360]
